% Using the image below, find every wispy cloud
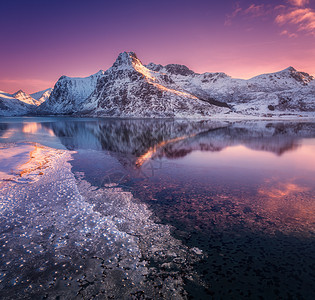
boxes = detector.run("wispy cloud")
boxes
[288,0,309,7]
[225,1,315,37]
[224,3,242,26]
[280,29,298,38]
[244,4,265,17]
[276,7,315,35]
[225,3,268,25]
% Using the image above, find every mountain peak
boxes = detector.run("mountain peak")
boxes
[13,89,27,97]
[281,66,313,84]
[58,70,104,81]
[112,51,142,69]
[281,66,297,73]
[95,70,105,76]
[164,64,195,76]
[145,62,163,72]
[11,89,43,106]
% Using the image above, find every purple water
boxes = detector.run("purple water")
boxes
[1,117,315,299]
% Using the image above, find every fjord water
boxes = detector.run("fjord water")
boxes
[0,117,315,299]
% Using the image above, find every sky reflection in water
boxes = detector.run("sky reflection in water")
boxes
[1,117,315,298]
[1,117,314,237]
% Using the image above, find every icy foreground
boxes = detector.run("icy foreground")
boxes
[0,143,36,180]
[0,143,203,299]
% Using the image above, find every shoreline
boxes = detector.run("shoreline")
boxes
[0,143,204,299]
[1,113,315,122]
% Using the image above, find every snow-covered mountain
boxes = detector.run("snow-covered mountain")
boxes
[30,88,52,105]
[38,51,314,118]
[0,90,33,116]
[0,88,52,116]
[145,63,315,116]
[38,71,105,114]
[2,51,315,118]
[39,52,227,117]
[78,52,227,117]
[12,90,40,106]
[12,88,52,106]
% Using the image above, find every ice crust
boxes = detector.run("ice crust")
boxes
[0,144,203,299]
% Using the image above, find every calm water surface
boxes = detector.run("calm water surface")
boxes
[1,117,315,299]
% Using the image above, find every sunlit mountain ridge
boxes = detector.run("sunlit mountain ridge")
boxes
[1,52,314,118]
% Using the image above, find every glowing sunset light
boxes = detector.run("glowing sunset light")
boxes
[136,134,196,167]
[257,179,315,232]
[22,123,42,134]
[258,181,310,198]
[0,0,314,93]
[22,123,55,136]
[184,140,315,172]
[131,57,199,98]
[152,82,199,99]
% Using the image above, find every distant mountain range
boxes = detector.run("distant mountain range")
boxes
[1,52,314,118]
[0,88,52,116]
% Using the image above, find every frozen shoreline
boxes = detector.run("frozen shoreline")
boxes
[1,113,315,121]
[0,143,55,182]
[0,143,204,299]
[0,143,35,180]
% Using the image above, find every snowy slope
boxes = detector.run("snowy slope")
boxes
[0,90,34,116]
[146,63,315,116]
[30,88,52,105]
[12,89,48,106]
[80,52,228,118]
[11,51,314,118]
[38,71,105,114]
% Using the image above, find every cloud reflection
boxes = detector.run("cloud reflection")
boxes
[259,180,309,198]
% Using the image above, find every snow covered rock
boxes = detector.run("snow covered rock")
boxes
[12,90,42,106]
[0,87,54,116]
[30,88,52,105]
[80,52,228,117]
[146,62,314,116]
[38,71,104,114]
[9,51,314,118]
[0,90,34,116]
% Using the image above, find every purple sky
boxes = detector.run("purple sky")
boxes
[1,0,315,93]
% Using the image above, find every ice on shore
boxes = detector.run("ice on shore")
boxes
[0,143,203,299]
[0,143,35,180]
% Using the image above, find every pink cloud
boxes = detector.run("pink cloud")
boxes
[280,29,298,38]
[225,3,268,25]
[244,4,265,17]
[288,0,310,7]
[276,7,315,34]
[224,3,242,26]
[225,1,315,37]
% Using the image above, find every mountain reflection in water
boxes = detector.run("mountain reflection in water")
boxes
[1,119,314,230]
[1,117,315,299]
[43,119,314,157]
[12,118,312,235]
[1,118,314,157]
